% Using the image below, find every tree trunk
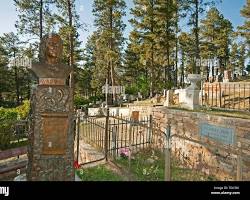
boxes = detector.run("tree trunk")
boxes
[174,0,178,87]
[150,48,154,98]
[149,1,155,98]
[109,5,116,103]
[39,0,43,62]
[68,0,74,90]
[166,0,173,89]
[194,0,200,74]
[14,51,20,106]
[181,50,185,88]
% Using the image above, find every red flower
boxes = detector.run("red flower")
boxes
[74,160,80,169]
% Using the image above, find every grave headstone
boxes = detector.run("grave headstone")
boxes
[26,34,74,181]
[175,74,201,110]
[131,111,139,123]
[164,90,174,107]
[223,70,232,83]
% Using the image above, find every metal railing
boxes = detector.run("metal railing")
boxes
[78,113,152,161]
[202,82,250,111]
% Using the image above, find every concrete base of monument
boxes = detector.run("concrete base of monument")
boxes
[14,173,82,181]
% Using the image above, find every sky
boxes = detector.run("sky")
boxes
[0,0,247,48]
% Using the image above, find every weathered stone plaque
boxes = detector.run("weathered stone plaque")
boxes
[199,123,234,145]
[131,111,139,122]
[41,114,68,155]
[27,34,74,181]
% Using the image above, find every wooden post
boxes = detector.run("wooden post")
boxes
[128,118,133,180]
[233,84,235,109]
[224,84,226,108]
[219,82,222,108]
[238,84,240,110]
[76,113,80,163]
[236,142,242,181]
[112,126,117,159]
[148,115,153,144]
[164,123,171,181]
[105,108,110,161]
[215,83,218,107]
[243,84,246,110]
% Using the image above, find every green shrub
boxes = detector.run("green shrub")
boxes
[0,109,17,150]
[0,101,30,150]
[15,100,30,119]
[74,95,90,107]
[89,95,102,103]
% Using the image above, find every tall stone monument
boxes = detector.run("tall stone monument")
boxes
[27,34,74,181]
[175,74,201,110]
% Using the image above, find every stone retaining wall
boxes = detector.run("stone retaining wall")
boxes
[88,106,153,117]
[153,107,250,181]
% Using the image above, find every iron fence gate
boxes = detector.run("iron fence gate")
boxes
[75,109,153,166]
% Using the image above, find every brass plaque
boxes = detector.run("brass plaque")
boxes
[41,113,69,155]
[39,78,65,86]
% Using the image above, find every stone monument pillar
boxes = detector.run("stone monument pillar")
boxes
[164,90,174,107]
[223,70,232,82]
[185,74,201,110]
[27,34,74,181]
[175,74,201,110]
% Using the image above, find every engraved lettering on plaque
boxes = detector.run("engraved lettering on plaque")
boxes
[199,123,235,145]
[39,78,65,86]
[41,114,69,155]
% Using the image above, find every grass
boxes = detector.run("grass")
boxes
[76,164,123,181]
[0,138,28,151]
[115,148,217,181]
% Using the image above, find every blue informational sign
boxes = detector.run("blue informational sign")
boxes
[199,123,235,145]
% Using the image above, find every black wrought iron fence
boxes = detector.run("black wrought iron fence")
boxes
[78,113,153,160]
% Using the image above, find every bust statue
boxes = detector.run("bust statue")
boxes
[29,34,72,80]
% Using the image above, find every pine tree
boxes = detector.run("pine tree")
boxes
[238,43,247,75]
[180,0,220,74]
[92,0,126,103]
[14,0,56,58]
[0,32,30,105]
[238,0,250,47]
[200,7,233,79]
[54,0,85,89]
[156,0,177,89]
[178,32,196,84]
[80,32,98,96]
[229,43,239,77]
[130,0,160,97]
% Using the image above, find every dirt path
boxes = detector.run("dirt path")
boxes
[106,161,137,181]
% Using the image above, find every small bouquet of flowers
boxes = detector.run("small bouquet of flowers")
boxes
[119,148,130,158]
